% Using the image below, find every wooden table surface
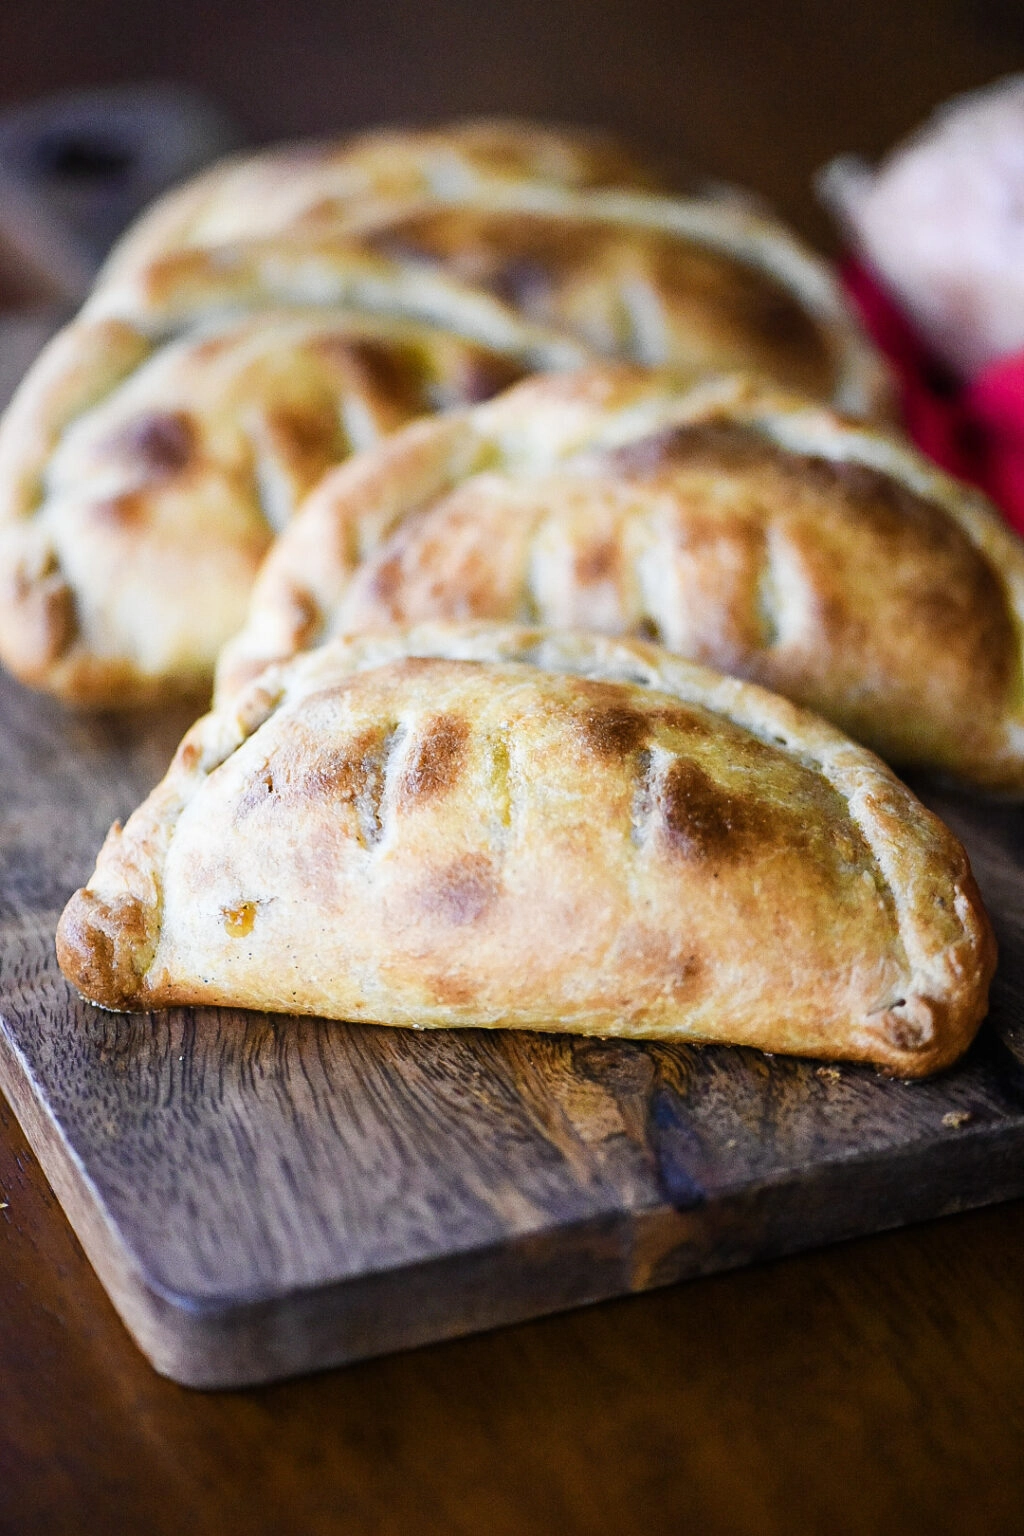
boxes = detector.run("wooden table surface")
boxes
[2,2,1024,1532]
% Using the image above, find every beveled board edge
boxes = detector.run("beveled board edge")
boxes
[4,1005,1024,1390]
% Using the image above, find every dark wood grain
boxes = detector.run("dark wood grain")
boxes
[1,660,1022,1387]
[2,1081,1021,1536]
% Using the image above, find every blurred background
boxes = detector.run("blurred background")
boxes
[1,0,1023,248]
[3,0,1023,455]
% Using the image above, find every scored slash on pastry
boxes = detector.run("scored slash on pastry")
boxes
[55,625,996,1077]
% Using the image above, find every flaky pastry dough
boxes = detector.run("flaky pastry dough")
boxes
[97,171,888,421]
[0,248,584,706]
[218,367,1024,791]
[57,624,995,1076]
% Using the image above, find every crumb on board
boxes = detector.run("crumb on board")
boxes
[816,1066,841,1082]
[942,1110,972,1130]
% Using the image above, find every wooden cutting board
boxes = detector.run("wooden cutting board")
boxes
[1,667,1022,1389]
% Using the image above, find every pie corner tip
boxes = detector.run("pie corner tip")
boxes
[55,887,151,1013]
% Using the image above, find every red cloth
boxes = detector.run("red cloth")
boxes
[841,260,1024,537]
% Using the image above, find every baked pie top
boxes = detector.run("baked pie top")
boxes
[0,247,583,706]
[56,623,995,1077]
[350,188,884,412]
[99,176,890,421]
[219,367,1024,791]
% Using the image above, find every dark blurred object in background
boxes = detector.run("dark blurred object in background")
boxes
[0,81,242,405]
[2,0,1023,251]
[0,83,242,306]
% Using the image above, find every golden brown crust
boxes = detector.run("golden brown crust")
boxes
[219,367,1024,791]
[0,247,585,707]
[374,181,891,416]
[0,120,887,707]
[355,199,839,405]
[95,180,889,423]
[90,113,887,419]
[56,624,996,1076]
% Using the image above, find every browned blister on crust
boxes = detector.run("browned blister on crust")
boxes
[219,367,1024,792]
[57,625,996,1076]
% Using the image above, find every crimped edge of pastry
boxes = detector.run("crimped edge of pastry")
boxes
[217,365,1024,791]
[57,622,996,1078]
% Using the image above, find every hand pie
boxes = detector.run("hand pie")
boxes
[100,170,890,421]
[337,182,889,416]
[0,246,583,707]
[96,118,664,292]
[0,122,887,706]
[219,367,1024,792]
[56,624,996,1077]
[92,115,887,418]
